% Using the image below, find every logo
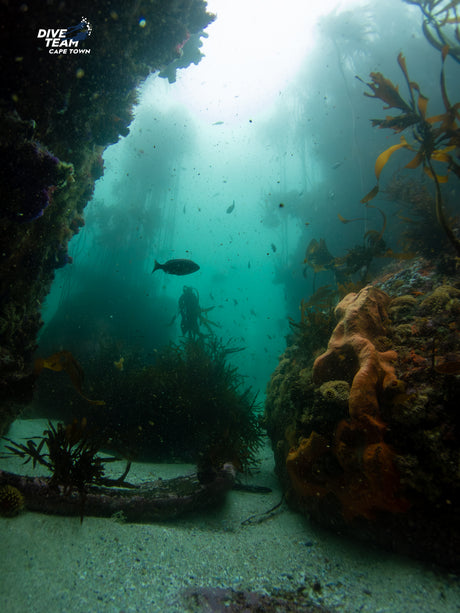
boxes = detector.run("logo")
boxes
[37,17,92,54]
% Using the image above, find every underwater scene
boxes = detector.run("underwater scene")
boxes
[1,0,460,611]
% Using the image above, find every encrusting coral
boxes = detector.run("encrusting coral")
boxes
[286,286,410,521]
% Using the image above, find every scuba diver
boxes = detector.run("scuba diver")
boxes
[179,286,201,337]
[177,286,218,338]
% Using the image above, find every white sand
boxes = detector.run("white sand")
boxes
[1,419,459,613]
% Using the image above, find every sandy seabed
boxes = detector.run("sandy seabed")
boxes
[0,419,459,613]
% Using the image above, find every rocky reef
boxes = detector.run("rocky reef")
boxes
[265,265,460,570]
[0,1,215,435]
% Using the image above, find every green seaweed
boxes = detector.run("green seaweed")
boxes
[36,337,264,473]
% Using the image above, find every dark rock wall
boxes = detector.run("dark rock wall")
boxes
[0,0,215,433]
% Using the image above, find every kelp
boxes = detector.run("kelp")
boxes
[304,206,390,286]
[404,0,460,64]
[300,285,338,315]
[337,213,367,224]
[304,235,377,285]
[305,195,417,289]
[303,238,335,272]
[338,204,387,245]
[358,49,460,256]
[34,350,106,405]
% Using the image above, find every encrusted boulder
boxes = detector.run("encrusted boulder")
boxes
[287,286,408,521]
[265,278,460,570]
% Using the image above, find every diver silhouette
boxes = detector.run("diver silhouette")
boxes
[177,286,218,338]
[179,286,201,338]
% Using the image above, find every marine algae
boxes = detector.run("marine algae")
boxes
[34,350,105,406]
[359,49,460,256]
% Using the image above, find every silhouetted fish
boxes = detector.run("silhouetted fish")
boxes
[226,200,235,214]
[152,259,200,275]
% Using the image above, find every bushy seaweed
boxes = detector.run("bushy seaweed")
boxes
[35,337,264,473]
[139,336,263,472]
[2,419,129,492]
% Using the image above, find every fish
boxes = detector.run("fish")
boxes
[271,243,277,253]
[212,121,224,125]
[152,258,200,275]
[226,201,235,214]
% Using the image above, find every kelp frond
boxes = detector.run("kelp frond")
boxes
[34,350,106,406]
[359,49,460,256]
[404,0,460,64]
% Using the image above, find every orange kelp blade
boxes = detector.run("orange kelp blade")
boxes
[337,214,367,224]
[375,137,413,181]
[361,136,414,204]
[34,350,105,406]
[397,53,429,118]
[361,184,379,204]
[358,71,412,112]
[423,165,449,183]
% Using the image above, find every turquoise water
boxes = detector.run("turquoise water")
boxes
[41,0,460,395]
[2,1,460,611]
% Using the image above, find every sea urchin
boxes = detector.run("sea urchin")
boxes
[0,484,25,517]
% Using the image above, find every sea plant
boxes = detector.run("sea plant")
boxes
[358,48,460,256]
[303,220,390,288]
[404,0,460,64]
[37,337,265,473]
[131,336,264,472]
[2,419,131,504]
